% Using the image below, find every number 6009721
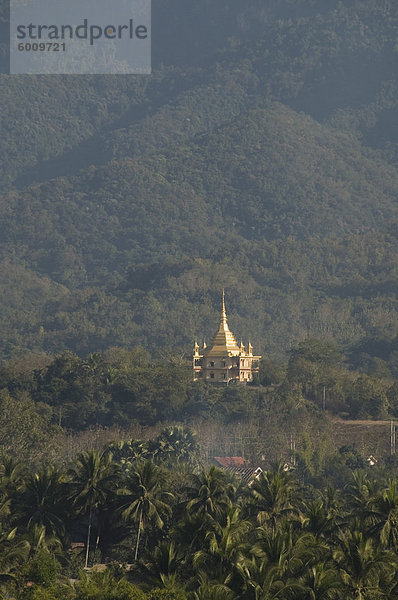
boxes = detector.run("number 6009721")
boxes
[17,42,66,51]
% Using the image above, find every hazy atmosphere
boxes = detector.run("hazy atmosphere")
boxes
[1,1,398,599]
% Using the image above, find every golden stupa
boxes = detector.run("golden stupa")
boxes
[193,291,261,384]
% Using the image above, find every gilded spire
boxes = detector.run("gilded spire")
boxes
[221,288,227,326]
[206,291,240,356]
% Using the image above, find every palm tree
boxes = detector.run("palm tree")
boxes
[243,522,332,600]
[67,449,119,568]
[193,583,236,600]
[75,568,146,600]
[367,478,398,550]
[13,466,66,542]
[192,574,236,600]
[140,540,184,588]
[119,460,173,561]
[301,498,341,540]
[245,466,299,531]
[238,555,306,600]
[185,466,236,523]
[239,533,318,600]
[344,471,379,524]
[0,455,25,498]
[152,425,198,463]
[193,506,251,591]
[105,439,150,466]
[299,563,343,600]
[24,523,62,557]
[255,525,329,581]
[171,511,210,558]
[334,529,397,600]
[251,525,292,572]
[0,527,29,592]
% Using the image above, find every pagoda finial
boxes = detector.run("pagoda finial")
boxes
[221,289,227,326]
[203,289,240,356]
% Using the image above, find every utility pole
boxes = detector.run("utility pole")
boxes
[290,434,296,466]
[391,420,396,456]
[322,385,326,411]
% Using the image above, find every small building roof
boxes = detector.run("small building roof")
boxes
[213,456,263,484]
[214,456,246,468]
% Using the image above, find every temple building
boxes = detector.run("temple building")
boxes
[193,292,261,384]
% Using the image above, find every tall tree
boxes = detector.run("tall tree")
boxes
[120,460,173,561]
[185,466,236,523]
[67,450,119,568]
[193,507,250,592]
[13,466,66,542]
[334,529,397,600]
[367,479,398,551]
[245,465,299,531]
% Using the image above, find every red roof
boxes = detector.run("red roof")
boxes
[214,456,246,468]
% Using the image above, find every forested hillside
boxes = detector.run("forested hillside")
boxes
[2,4,398,595]
[0,0,397,372]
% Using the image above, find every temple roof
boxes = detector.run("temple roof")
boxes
[206,291,240,356]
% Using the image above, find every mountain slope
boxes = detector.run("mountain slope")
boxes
[0,0,397,366]
[0,102,398,359]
